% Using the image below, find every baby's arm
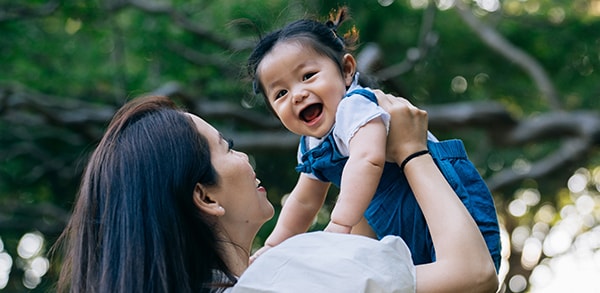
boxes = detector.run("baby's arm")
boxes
[250,173,330,262]
[326,118,386,234]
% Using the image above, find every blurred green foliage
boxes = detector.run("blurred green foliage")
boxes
[1,0,599,292]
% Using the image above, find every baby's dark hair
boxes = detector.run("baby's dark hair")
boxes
[247,6,359,103]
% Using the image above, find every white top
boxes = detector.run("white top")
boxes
[298,75,390,181]
[298,74,438,181]
[301,74,390,157]
[232,232,416,293]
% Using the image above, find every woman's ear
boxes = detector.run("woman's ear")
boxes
[193,183,225,216]
[342,54,357,87]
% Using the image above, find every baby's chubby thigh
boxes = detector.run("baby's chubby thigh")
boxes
[363,163,426,239]
[364,162,434,264]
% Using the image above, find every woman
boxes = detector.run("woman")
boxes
[54,91,498,292]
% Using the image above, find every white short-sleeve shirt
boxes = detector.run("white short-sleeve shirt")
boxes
[233,232,416,293]
[297,74,438,181]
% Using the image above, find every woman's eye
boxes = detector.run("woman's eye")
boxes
[226,138,234,151]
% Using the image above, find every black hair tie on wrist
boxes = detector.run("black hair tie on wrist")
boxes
[400,150,430,171]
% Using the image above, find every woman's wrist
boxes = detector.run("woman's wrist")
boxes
[399,149,430,171]
[388,142,428,165]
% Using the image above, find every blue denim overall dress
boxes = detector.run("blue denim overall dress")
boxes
[296,89,501,271]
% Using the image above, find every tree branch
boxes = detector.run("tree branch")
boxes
[453,1,563,110]
[0,1,59,22]
[4,82,599,194]
[373,2,438,81]
[486,138,590,191]
[0,201,70,236]
[113,0,247,51]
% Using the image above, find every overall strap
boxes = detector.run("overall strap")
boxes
[345,88,378,105]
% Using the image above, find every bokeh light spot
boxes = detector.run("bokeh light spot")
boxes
[508,274,528,292]
[568,172,588,193]
[17,232,44,259]
[512,158,531,174]
[575,195,595,215]
[535,204,556,223]
[548,7,565,24]
[0,252,13,290]
[451,75,468,93]
[30,256,50,278]
[409,0,428,9]
[22,269,41,289]
[476,0,500,12]
[65,18,82,35]
[474,72,489,86]
[511,225,530,251]
[530,263,553,289]
[378,0,395,7]
[543,229,572,256]
[521,188,541,206]
[509,199,528,217]
[435,0,455,11]
[521,237,542,269]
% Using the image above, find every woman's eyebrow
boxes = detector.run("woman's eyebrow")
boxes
[218,132,232,148]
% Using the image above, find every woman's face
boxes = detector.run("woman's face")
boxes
[186,114,274,227]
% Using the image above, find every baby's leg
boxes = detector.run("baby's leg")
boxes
[428,139,501,272]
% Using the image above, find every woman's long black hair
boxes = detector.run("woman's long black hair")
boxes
[54,96,232,292]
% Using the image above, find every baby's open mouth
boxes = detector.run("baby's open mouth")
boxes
[300,103,323,123]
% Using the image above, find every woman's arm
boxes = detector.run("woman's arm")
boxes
[375,90,498,293]
[326,118,386,234]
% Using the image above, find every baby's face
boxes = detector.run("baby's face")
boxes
[257,41,350,138]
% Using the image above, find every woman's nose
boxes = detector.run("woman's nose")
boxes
[234,149,249,160]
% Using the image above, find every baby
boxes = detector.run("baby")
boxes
[247,7,501,270]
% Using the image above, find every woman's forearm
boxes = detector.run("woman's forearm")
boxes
[405,155,498,293]
[372,89,497,292]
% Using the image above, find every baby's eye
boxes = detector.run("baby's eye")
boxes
[274,89,288,100]
[303,72,316,81]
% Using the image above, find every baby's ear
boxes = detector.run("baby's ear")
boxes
[192,183,225,216]
[342,54,357,86]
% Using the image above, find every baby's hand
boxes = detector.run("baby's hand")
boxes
[324,221,352,234]
[249,244,273,265]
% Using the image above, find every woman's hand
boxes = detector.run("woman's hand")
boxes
[372,90,429,163]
